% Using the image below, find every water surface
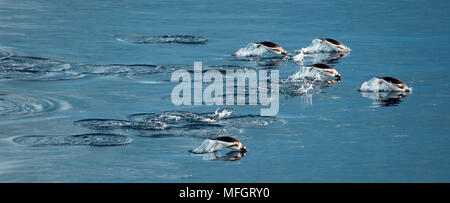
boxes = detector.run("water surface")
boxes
[0,0,449,182]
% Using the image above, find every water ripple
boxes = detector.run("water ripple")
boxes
[74,119,168,131]
[13,133,131,147]
[0,56,83,80]
[117,34,208,44]
[0,92,66,119]
[75,109,282,138]
[0,46,176,81]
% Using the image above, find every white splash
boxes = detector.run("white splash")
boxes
[191,139,224,154]
[286,66,326,82]
[116,38,127,43]
[214,108,232,119]
[359,77,412,92]
[234,43,267,57]
[295,38,351,54]
[294,82,314,94]
[201,108,232,122]
[292,51,304,62]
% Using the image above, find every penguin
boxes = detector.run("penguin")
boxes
[255,41,289,56]
[211,136,248,152]
[310,63,343,81]
[376,77,411,92]
[319,38,351,53]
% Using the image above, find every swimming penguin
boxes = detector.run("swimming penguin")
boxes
[255,41,289,56]
[376,77,411,92]
[211,136,248,152]
[310,63,342,82]
[319,38,351,53]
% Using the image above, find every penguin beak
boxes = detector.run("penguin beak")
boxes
[336,75,343,80]
[241,147,248,153]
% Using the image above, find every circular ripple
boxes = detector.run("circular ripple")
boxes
[0,93,59,119]
[0,54,180,80]
[75,110,281,139]
[13,133,131,147]
[0,56,84,80]
[128,111,203,124]
[117,35,208,44]
[77,64,170,76]
[218,115,282,128]
[132,123,229,138]
[74,119,168,131]
[128,109,281,130]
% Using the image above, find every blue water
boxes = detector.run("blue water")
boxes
[1,0,450,182]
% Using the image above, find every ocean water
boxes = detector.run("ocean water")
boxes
[1,0,449,182]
